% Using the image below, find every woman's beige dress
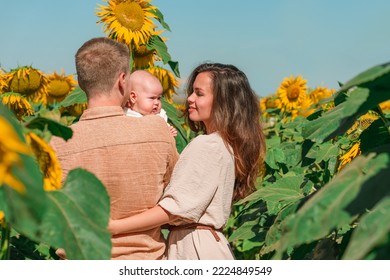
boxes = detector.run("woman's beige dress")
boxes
[158,132,236,260]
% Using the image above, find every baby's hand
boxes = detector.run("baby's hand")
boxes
[168,125,178,137]
[56,248,67,260]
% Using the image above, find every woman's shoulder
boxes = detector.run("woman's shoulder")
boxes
[191,132,223,144]
[186,133,224,152]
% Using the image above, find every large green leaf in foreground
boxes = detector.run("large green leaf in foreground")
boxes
[36,168,111,260]
[272,149,390,259]
[0,104,46,233]
[343,197,390,260]
[303,62,390,143]
[338,62,390,92]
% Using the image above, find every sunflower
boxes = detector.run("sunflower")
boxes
[66,102,88,117]
[0,69,8,93]
[379,99,390,113]
[259,97,266,113]
[309,86,336,105]
[146,66,179,102]
[133,44,156,69]
[0,211,4,226]
[96,0,162,47]
[338,141,361,171]
[346,111,379,136]
[47,71,77,105]
[0,92,34,120]
[297,97,315,118]
[3,66,49,106]
[260,95,282,118]
[266,95,282,110]
[277,75,307,111]
[25,132,62,191]
[0,117,32,193]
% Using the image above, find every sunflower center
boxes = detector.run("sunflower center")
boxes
[48,80,71,97]
[287,85,300,101]
[114,2,145,31]
[10,70,41,96]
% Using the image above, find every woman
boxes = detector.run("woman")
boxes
[109,63,266,259]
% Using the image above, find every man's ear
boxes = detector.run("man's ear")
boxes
[118,72,127,96]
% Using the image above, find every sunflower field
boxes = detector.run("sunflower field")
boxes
[1,0,390,260]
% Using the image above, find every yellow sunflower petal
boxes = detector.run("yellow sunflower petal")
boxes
[25,132,62,191]
[146,66,179,102]
[0,210,4,225]
[309,86,336,105]
[338,142,361,171]
[0,117,31,193]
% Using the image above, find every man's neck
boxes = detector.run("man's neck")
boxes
[87,96,122,109]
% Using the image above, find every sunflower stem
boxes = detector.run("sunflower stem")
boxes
[0,221,11,260]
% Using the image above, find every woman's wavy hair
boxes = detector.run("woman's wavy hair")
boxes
[184,63,266,201]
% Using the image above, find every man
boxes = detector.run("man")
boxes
[50,37,178,259]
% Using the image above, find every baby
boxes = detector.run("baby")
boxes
[125,70,177,137]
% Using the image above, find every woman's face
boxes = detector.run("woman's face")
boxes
[187,72,214,132]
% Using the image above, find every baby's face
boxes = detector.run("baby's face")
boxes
[133,91,162,116]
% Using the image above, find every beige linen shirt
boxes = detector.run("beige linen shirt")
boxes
[50,106,178,260]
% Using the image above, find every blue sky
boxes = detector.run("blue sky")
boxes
[1,0,390,97]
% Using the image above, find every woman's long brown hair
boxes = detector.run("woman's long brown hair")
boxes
[184,63,266,201]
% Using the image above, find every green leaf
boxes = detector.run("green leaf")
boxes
[3,153,46,234]
[306,142,340,162]
[168,60,180,78]
[149,8,171,31]
[266,135,281,148]
[24,116,73,141]
[273,149,390,259]
[280,143,302,167]
[339,62,390,92]
[56,87,87,108]
[162,98,191,153]
[303,86,390,143]
[343,197,390,260]
[265,147,286,169]
[145,35,180,77]
[302,104,344,143]
[0,104,46,233]
[228,220,260,241]
[303,61,390,144]
[37,168,111,260]
[262,202,301,255]
[238,175,305,216]
[146,35,171,64]
[360,119,390,153]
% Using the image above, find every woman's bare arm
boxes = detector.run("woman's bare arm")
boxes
[108,205,177,235]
